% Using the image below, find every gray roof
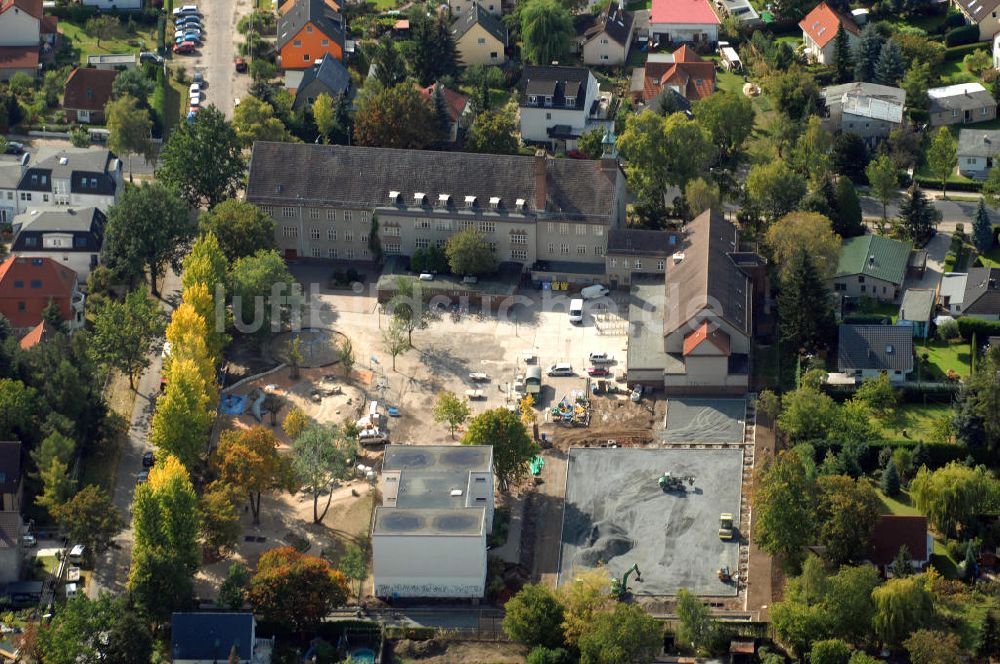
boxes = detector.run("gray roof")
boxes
[19,148,119,196]
[627,276,678,372]
[293,53,350,109]
[277,0,344,50]
[373,506,485,536]
[10,207,105,253]
[246,142,620,223]
[521,66,591,111]
[452,3,507,44]
[0,512,20,549]
[927,83,995,114]
[957,128,1000,158]
[171,613,254,661]
[606,228,679,257]
[583,0,634,46]
[0,442,20,495]
[383,445,492,473]
[962,267,1000,315]
[0,162,22,190]
[956,0,1000,25]
[822,82,906,106]
[837,324,914,373]
[898,288,935,323]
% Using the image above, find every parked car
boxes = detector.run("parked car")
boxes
[630,385,643,402]
[136,469,150,485]
[586,366,610,377]
[189,95,201,108]
[175,28,201,39]
[172,4,199,16]
[4,141,24,155]
[142,451,155,468]
[358,428,388,444]
[173,40,196,53]
[234,56,247,73]
[418,273,434,281]
[175,16,202,27]
[192,71,204,84]
[181,32,202,44]
[547,363,573,376]
[589,352,615,364]
[139,51,163,63]
[581,284,609,299]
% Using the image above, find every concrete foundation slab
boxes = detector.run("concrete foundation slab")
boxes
[662,398,746,443]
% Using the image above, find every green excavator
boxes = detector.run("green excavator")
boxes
[610,564,641,600]
[657,471,695,492]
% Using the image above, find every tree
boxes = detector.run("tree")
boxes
[102,182,193,293]
[926,126,958,198]
[866,152,899,230]
[875,39,906,86]
[830,133,869,182]
[560,568,612,645]
[911,462,998,536]
[675,589,715,652]
[577,127,606,160]
[527,647,573,664]
[165,303,217,386]
[872,575,935,647]
[199,483,242,555]
[36,457,75,515]
[230,249,300,339]
[129,455,201,619]
[387,276,435,345]
[85,14,120,47]
[576,603,661,664]
[105,95,154,181]
[313,92,350,144]
[0,379,39,441]
[212,427,293,525]
[779,252,836,355]
[51,486,123,558]
[810,639,851,664]
[354,85,441,149]
[433,390,471,439]
[292,424,355,523]
[816,475,881,565]
[157,105,246,208]
[219,562,250,610]
[198,200,276,263]
[790,115,833,185]
[340,543,367,600]
[248,546,349,632]
[338,337,355,377]
[765,212,840,282]
[232,95,294,147]
[752,450,816,569]
[762,65,820,122]
[833,24,852,83]
[777,388,838,442]
[979,611,1000,661]
[468,106,521,155]
[896,185,939,247]
[521,0,573,65]
[964,48,993,76]
[882,459,901,496]
[693,91,755,163]
[112,68,152,104]
[381,317,410,371]
[446,228,496,276]
[834,176,864,238]
[904,629,965,664]
[747,161,806,224]
[410,13,458,85]
[36,595,152,664]
[902,61,931,116]
[68,125,90,148]
[684,177,721,217]
[853,25,884,83]
[825,564,880,644]
[770,599,830,659]
[368,37,406,89]
[503,583,566,649]
[463,408,538,492]
[973,198,994,253]
[89,288,164,389]
[182,232,229,294]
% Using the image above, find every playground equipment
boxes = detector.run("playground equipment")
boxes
[718,513,735,540]
[657,471,695,492]
[610,564,641,600]
[549,392,590,426]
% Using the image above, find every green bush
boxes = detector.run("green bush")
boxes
[527,647,574,664]
[945,10,967,28]
[956,317,1000,340]
[807,439,974,472]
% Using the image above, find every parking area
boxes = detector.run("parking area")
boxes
[558,448,742,596]
[662,398,747,444]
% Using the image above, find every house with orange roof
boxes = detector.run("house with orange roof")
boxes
[631,45,715,104]
[277,0,345,70]
[649,0,719,45]
[0,255,84,331]
[799,1,859,65]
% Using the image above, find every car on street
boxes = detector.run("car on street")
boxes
[136,469,150,485]
[176,32,201,45]
[4,141,24,155]
[547,363,574,376]
[173,4,199,16]
[173,40,196,53]
[234,56,247,73]
[188,82,200,95]
[193,71,204,84]
[142,451,155,468]
[586,366,609,377]
[189,95,201,108]
[175,28,201,39]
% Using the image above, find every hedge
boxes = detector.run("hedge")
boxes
[807,439,980,473]
[48,4,162,26]
[957,317,1000,341]
[945,24,981,47]
[914,175,983,192]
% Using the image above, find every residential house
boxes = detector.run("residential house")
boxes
[821,82,905,146]
[0,47,36,81]
[577,1,634,66]
[868,515,931,573]
[798,1,859,65]
[957,128,1000,178]
[171,613,260,664]
[452,4,507,66]
[82,0,143,9]
[18,319,48,349]
[649,0,719,45]
[0,0,42,81]
[85,53,138,70]
[277,0,345,70]
[961,266,1000,320]
[15,147,124,214]
[62,68,117,124]
[246,142,626,284]
[927,83,997,127]
[630,46,715,104]
[10,207,105,282]
[627,209,766,393]
[286,52,351,111]
[450,0,500,19]
[418,83,469,143]
[0,513,22,584]
[939,272,968,315]
[604,227,679,287]
[831,234,912,302]
[717,0,760,27]
[0,255,84,331]
[954,0,1000,42]
[0,161,24,223]
[0,442,22,513]
[898,288,936,338]
[519,66,608,150]
[837,324,913,383]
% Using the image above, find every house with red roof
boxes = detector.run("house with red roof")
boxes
[631,45,715,104]
[868,515,932,573]
[0,255,84,331]
[0,0,42,81]
[649,0,719,46]
[417,82,469,143]
[799,1,859,65]
[62,68,118,124]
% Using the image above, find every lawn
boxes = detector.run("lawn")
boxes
[978,245,1000,268]
[873,402,953,442]
[916,338,972,381]
[876,488,922,516]
[165,77,185,137]
[58,20,157,67]
[931,539,961,579]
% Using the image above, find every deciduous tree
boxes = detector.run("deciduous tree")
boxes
[467,106,520,155]
[291,423,356,523]
[36,595,152,664]
[433,390,471,439]
[816,475,881,565]
[910,462,999,537]
[462,408,539,491]
[230,249,300,339]
[105,95,154,181]
[576,603,661,664]
[182,232,229,294]
[89,288,165,388]
[248,546,349,632]
[51,486,123,558]
[905,629,965,664]
[559,568,612,645]
[157,105,246,208]
[219,562,250,610]
[752,450,816,569]
[212,426,294,525]
[198,200,277,263]
[747,161,806,225]
[312,92,351,144]
[684,177,721,217]
[353,85,441,149]
[232,95,295,147]
[520,0,573,65]
[199,483,243,555]
[693,91,754,163]
[446,228,497,276]
[872,575,935,647]
[765,212,840,282]
[926,126,958,198]
[503,583,566,649]
[675,588,715,652]
[866,152,899,230]
[381,317,410,371]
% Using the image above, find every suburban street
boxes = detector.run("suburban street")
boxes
[860,191,1000,225]
[182,0,254,120]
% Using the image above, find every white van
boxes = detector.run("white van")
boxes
[581,284,609,300]
[569,298,584,324]
[547,363,574,376]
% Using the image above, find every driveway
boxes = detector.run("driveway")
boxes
[179,0,254,119]
[905,228,950,292]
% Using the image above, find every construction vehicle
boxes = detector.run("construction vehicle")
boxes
[717,566,732,582]
[657,471,695,492]
[719,513,735,540]
[610,564,641,600]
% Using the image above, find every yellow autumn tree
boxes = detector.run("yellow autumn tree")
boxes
[165,303,217,398]
[182,232,228,294]
[182,282,228,360]
[150,358,213,470]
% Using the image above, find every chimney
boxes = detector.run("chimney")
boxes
[534,149,547,211]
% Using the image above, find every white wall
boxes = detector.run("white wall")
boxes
[373,533,487,598]
[0,8,39,47]
[959,154,991,178]
[649,21,717,43]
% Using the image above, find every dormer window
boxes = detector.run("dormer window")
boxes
[544,95,553,107]
[528,94,538,105]
[489,196,501,209]
[565,96,575,106]
[465,195,477,209]
[438,193,451,207]
[515,198,528,212]
[414,192,428,206]
[389,190,401,204]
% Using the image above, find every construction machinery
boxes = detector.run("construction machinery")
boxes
[657,471,695,492]
[717,566,732,582]
[718,513,735,540]
[610,564,641,600]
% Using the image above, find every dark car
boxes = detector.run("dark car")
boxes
[142,451,155,468]
[586,366,610,377]
[136,469,150,485]
[5,141,24,155]
[234,56,247,73]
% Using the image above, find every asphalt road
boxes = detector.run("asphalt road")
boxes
[177,0,253,120]
[860,193,1000,225]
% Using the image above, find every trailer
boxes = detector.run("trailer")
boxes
[465,389,486,400]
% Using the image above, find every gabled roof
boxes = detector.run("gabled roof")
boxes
[293,52,350,106]
[837,324,913,373]
[19,320,46,350]
[0,512,21,549]
[0,0,40,19]
[683,321,731,355]
[663,209,751,338]
[898,288,935,323]
[452,2,507,44]
[606,228,679,257]
[834,234,912,286]
[0,46,38,71]
[522,66,593,111]
[956,0,1000,24]
[799,1,859,48]
[0,442,21,495]
[171,613,255,661]
[651,0,719,26]
[40,14,56,34]
[927,82,995,114]
[11,207,105,253]
[962,267,1000,315]
[418,83,468,123]
[869,515,928,566]
[958,128,1000,158]
[18,148,120,196]
[584,0,634,47]
[62,68,117,112]
[277,0,344,49]
[0,256,78,322]
[642,46,715,101]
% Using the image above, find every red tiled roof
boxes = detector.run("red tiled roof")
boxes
[418,83,468,122]
[0,256,77,328]
[799,1,859,49]
[40,14,57,34]
[0,45,38,71]
[394,18,409,29]
[62,67,118,112]
[19,320,45,350]
[869,515,929,566]
[651,0,719,26]
[643,47,715,101]
[683,321,731,355]
[0,0,41,19]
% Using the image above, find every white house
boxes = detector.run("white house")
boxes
[0,160,25,224]
[798,1,859,65]
[10,207,105,283]
[15,148,124,214]
[957,128,1000,179]
[939,272,968,315]
[519,65,605,150]
[837,324,913,383]
[649,0,719,45]
[0,0,40,48]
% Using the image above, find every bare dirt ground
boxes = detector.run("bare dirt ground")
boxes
[542,393,664,448]
[390,640,527,664]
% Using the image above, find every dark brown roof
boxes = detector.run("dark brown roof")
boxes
[0,46,38,71]
[0,511,21,548]
[62,67,118,112]
[606,228,678,257]
[869,515,928,566]
[663,209,751,338]
[0,441,19,495]
[962,267,1000,316]
[0,0,40,19]
[583,0,634,46]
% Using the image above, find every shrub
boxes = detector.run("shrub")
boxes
[945,25,981,47]
[937,320,960,341]
[956,317,1000,340]
[945,10,967,28]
